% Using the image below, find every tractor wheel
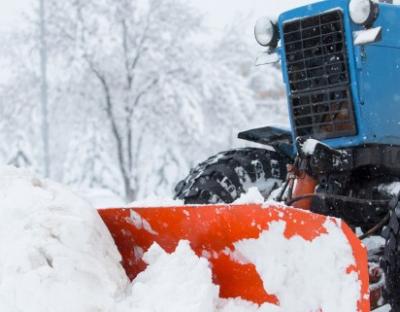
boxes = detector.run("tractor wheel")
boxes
[174,148,289,205]
[382,202,400,311]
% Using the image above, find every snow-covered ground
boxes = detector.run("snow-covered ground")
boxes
[0,167,371,312]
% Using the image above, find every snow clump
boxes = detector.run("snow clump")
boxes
[117,241,219,311]
[0,166,129,312]
[233,221,361,312]
[234,187,265,204]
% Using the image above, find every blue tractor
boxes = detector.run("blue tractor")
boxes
[175,0,400,309]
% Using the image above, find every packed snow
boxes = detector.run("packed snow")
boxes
[233,221,360,312]
[301,138,335,156]
[234,187,265,204]
[0,166,128,312]
[0,167,365,312]
[301,138,320,155]
[117,241,219,312]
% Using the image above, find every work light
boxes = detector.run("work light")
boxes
[349,0,378,26]
[254,17,278,48]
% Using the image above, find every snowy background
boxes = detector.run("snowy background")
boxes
[0,0,318,205]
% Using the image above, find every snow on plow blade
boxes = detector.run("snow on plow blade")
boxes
[98,204,369,311]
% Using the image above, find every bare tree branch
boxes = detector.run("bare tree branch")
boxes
[85,57,132,197]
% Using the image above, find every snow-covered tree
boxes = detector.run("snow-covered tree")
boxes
[41,0,257,201]
[213,18,288,128]
[63,119,122,194]
[0,31,40,171]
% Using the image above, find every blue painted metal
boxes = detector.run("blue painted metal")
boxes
[277,0,400,149]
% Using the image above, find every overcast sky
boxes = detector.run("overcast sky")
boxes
[192,0,317,30]
[0,0,317,32]
[0,0,28,31]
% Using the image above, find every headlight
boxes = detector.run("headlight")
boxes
[254,17,278,48]
[349,0,378,27]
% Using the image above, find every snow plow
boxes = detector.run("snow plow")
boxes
[99,203,370,311]
[99,0,400,311]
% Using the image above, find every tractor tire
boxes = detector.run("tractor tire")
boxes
[382,203,400,311]
[174,148,289,205]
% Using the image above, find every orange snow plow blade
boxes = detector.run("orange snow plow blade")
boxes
[98,204,369,311]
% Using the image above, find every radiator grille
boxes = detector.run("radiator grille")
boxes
[283,10,357,139]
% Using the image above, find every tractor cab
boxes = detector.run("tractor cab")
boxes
[249,0,400,151]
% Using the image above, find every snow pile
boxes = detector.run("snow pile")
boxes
[0,166,129,312]
[218,299,280,312]
[118,241,280,312]
[233,221,360,312]
[117,241,219,312]
[301,138,320,155]
[234,187,265,204]
[0,167,362,312]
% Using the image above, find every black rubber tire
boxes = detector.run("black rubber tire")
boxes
[174,148,289,205]
[382,203,400,311]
